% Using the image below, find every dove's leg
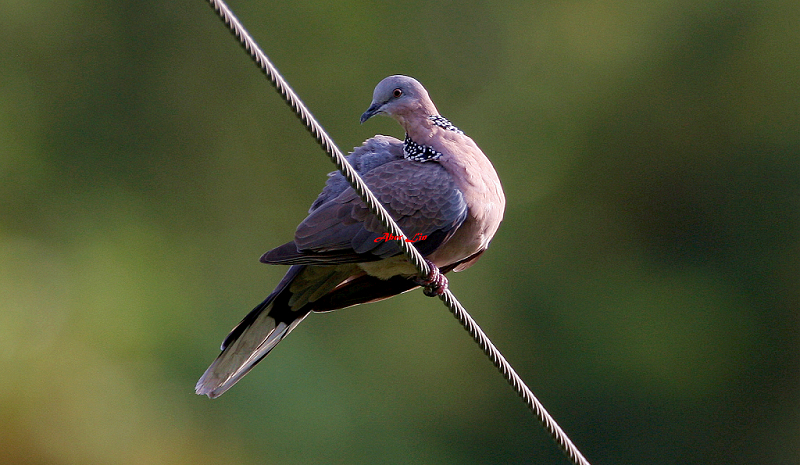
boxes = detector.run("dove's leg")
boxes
[416,259,449,297]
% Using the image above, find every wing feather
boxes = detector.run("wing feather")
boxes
[261,136,468,265]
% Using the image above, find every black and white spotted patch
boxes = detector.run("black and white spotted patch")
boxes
[428,115,464,134]
[402,115,465,162]
[403,135,442,162]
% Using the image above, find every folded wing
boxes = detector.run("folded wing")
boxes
[261,136,468,265]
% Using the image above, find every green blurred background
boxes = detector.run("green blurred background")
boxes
[1,0,798,463]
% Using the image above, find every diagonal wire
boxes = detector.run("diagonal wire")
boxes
[204,1,591,464]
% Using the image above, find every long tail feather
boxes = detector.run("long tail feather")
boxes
[195,266,308,398]
[195,302,308,398]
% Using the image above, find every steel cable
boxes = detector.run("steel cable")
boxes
[205,1,591,464]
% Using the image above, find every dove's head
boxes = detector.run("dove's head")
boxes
[360,75,439,127]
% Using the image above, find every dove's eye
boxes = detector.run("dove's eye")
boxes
[392,88,403,98]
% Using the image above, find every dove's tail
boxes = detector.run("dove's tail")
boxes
[195,257,479,398]
[195,263,406,398]
[195,266,310,398]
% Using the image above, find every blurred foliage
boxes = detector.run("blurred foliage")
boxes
[1,0,799,463]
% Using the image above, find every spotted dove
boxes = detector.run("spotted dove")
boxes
[196,75,505,398]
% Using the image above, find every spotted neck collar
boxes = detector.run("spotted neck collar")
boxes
[403,115,464,162]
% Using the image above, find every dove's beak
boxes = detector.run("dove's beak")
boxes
[360,102,383,124]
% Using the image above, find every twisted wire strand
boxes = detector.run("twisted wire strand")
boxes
[206,0,429,276]
[205,1,590,464]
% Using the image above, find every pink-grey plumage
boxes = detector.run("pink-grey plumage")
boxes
[196,75,505,398]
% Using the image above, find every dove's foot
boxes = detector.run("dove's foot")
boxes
[415,260,448,297]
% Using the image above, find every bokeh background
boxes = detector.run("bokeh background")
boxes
[2,0,798,463]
